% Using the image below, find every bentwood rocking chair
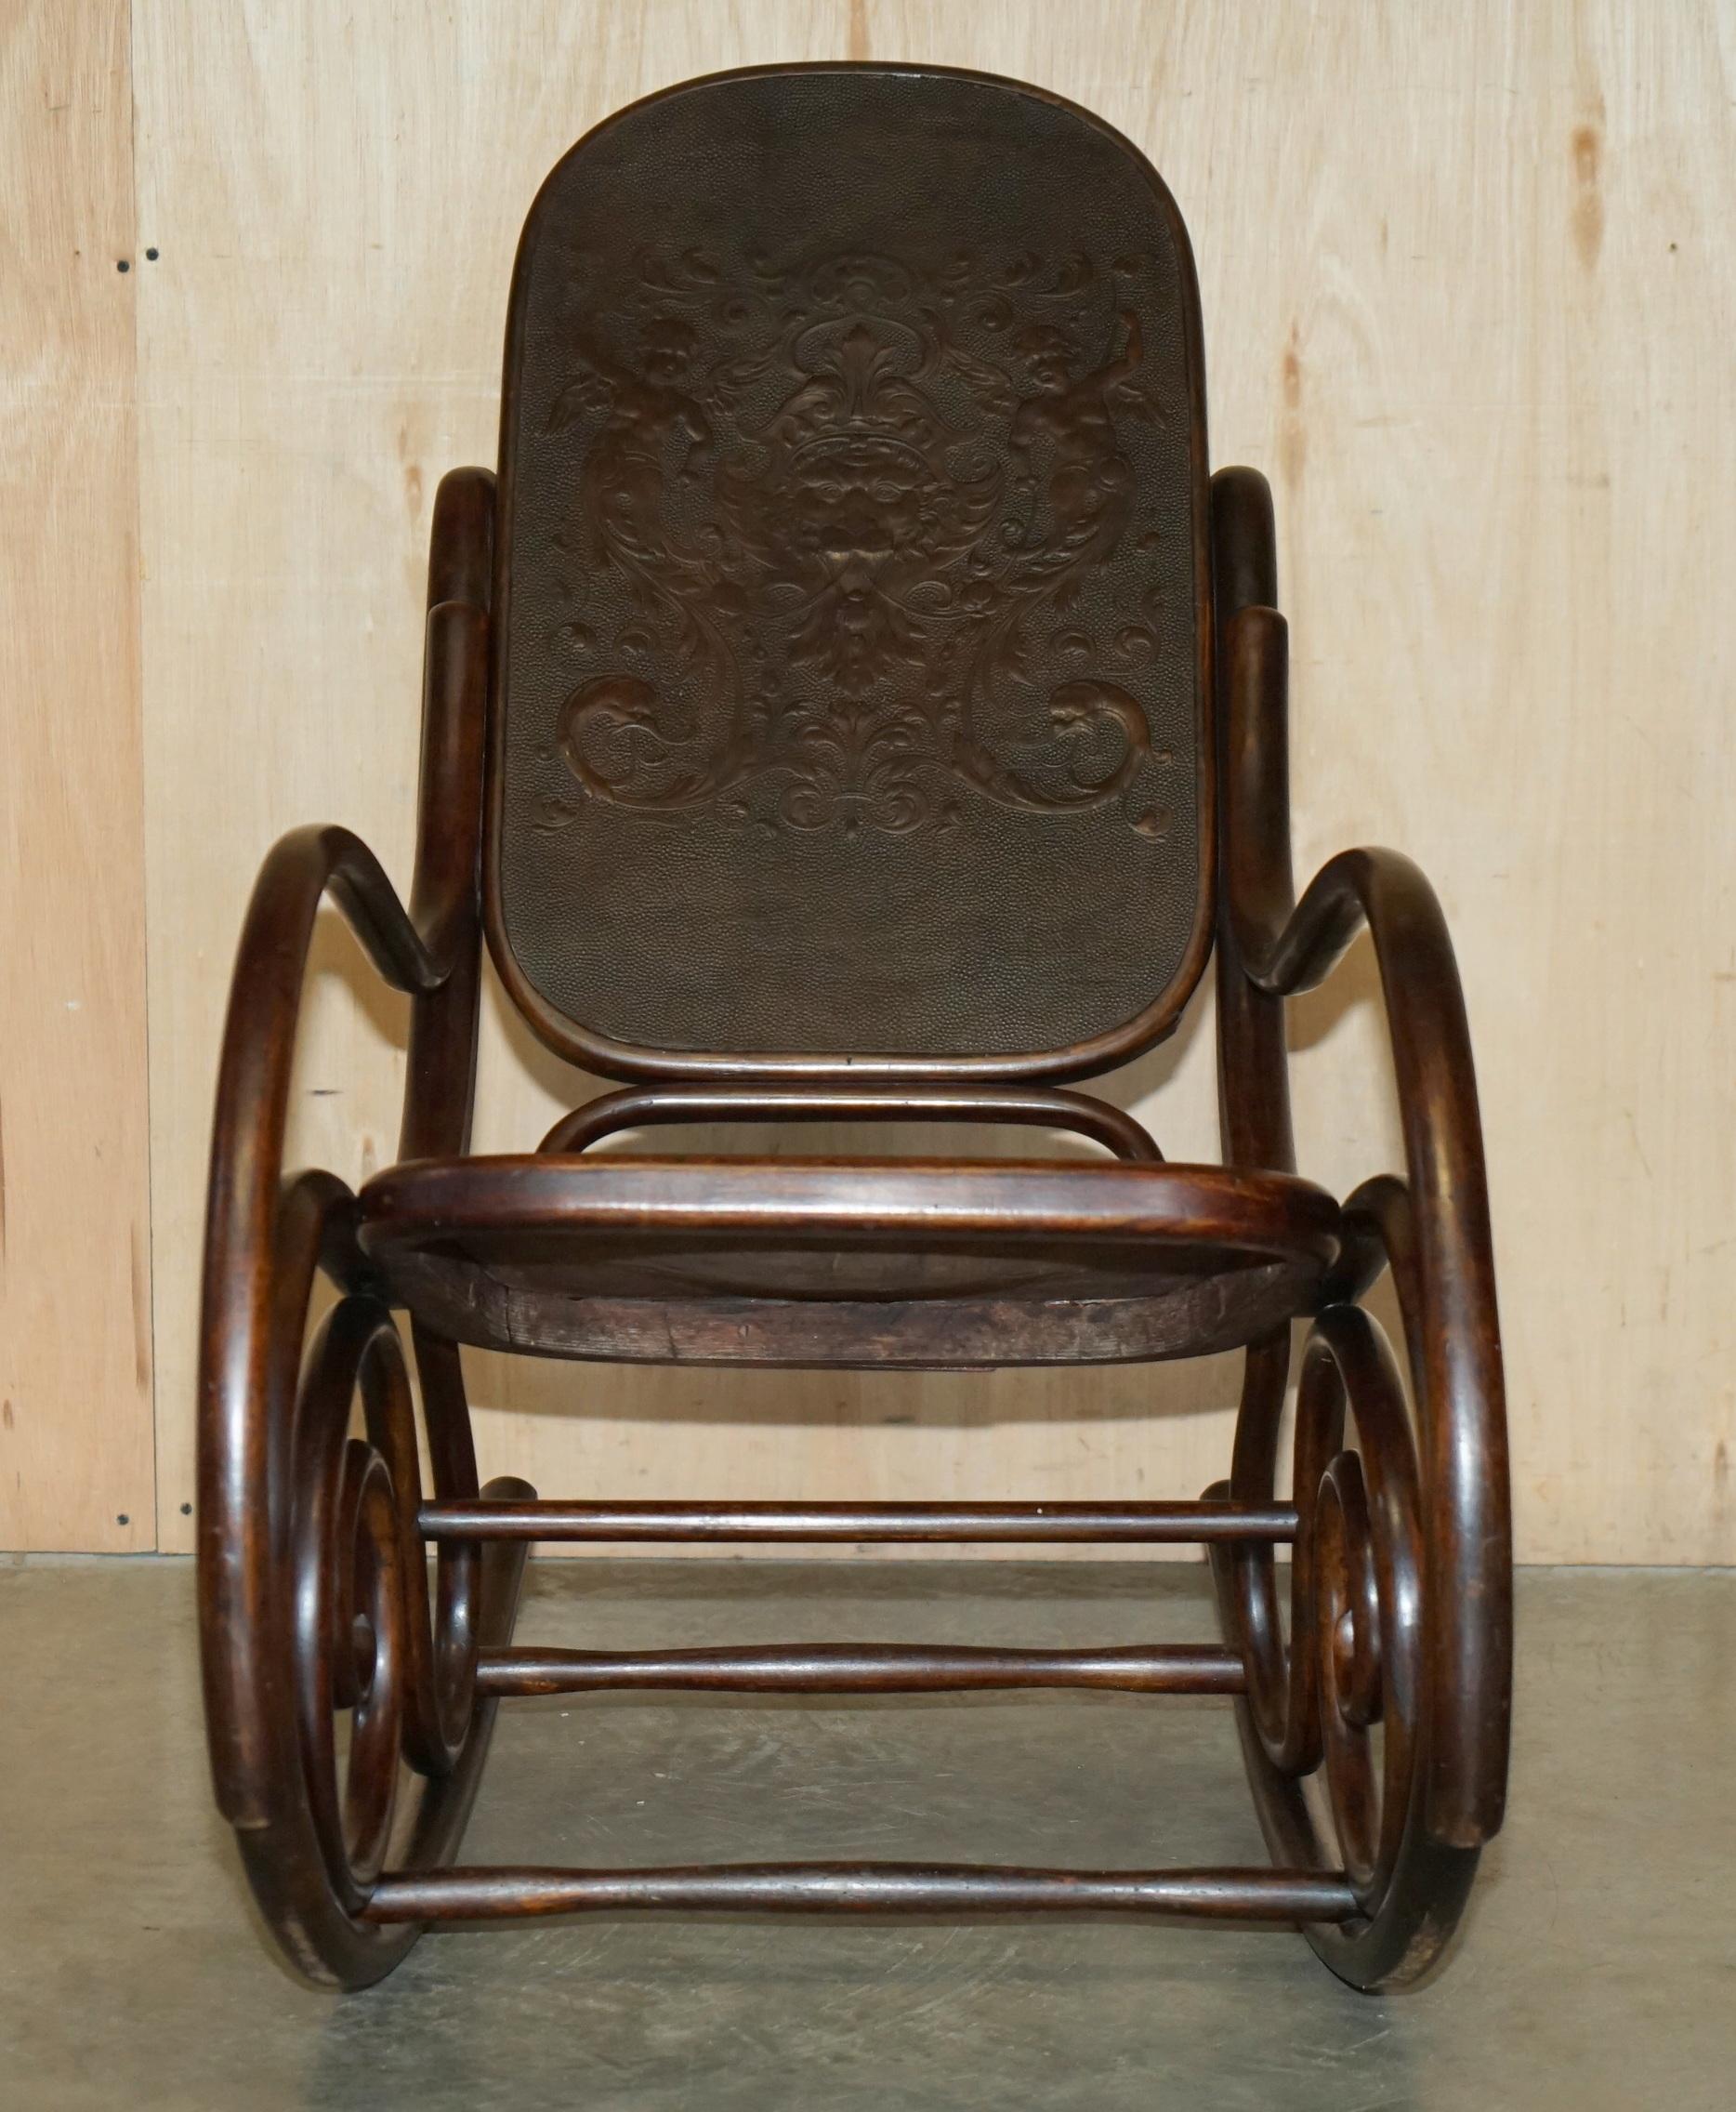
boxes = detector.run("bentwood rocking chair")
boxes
[199,64,1511,1993]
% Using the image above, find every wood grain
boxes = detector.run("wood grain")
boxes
[0,0,155,1549]
[115,0,1736,1564]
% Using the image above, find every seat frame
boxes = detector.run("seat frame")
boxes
[197,93,1510,2000]
[356,1151,1341,1370]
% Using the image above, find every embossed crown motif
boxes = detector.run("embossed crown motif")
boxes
[534,244,1176,839]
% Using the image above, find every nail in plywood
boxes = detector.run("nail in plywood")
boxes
[0,0,155,1550]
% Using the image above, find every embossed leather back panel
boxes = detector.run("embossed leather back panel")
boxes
[489,66,1212,1075]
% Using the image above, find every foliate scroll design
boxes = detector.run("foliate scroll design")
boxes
[533,247,1177,839]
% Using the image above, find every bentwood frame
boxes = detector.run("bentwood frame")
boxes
[198,64,1511,1994]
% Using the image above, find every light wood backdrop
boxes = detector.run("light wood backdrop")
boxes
[5,1,1732,1563]
[2,2,154,1551]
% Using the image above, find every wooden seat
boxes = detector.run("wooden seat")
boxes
[198,63,1512,1998]
[359,1155,1341,1367]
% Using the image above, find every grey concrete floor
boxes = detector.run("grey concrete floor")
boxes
[2,1557,1731,2110]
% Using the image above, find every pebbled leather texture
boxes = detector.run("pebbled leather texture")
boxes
[493,66,1210,1064]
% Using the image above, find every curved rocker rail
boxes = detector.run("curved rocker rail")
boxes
[195,472,532,1987]
[1206,467,1512,1990]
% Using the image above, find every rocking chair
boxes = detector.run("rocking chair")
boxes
[198,63,1511,1993]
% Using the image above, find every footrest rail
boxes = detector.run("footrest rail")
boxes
[364,1863,1358,1924]
[476,1641,1245,1696]
[420,1498,1298,1543]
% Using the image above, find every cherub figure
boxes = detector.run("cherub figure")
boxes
[1008,309,1144,601]
[546,317,713,576]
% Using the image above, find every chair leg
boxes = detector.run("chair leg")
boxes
[1209,1283,1506,1991]
[200,1232,530,1989]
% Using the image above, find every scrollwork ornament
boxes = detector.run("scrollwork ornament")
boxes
[538,245,1177,838]
[1209,1295,1480,1989]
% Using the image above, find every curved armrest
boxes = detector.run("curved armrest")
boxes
[204,820,446,1287]
[1239,842,1490,1270]
[256,821,450,991]
[1218,601,1510,1850]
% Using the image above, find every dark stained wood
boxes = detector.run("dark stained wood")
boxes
[398,469,493,1166]
[366,1151,1334,1247]
[1218,613,1511,1849]
[1203,467,1512,1989]
[364,1864,1360,1925]
[1210,467,1295,1177]
[539,1082,1164,1161]
[486,64,1215,1083]
[420,1498,1298,1543]
[196,64,1510,1998]
[476,1642,1247,1696]
[196,472,534,1989]
[359,1152,1338,1367]
[199,825,445,1839]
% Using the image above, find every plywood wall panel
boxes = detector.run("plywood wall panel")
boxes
[133,1,861,1551]
[123,0,1735,1563]
[0,0,155,1550]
